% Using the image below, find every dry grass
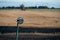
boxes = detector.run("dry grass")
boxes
[0,9,60,28]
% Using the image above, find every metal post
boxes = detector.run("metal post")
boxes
[16,17,23,40]
[16,22,19,40]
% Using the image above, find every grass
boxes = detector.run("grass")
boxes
[0,9,60,28]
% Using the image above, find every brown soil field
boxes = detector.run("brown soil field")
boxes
[0,9,60,28]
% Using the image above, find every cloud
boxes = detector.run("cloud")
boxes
[0,0,60,8]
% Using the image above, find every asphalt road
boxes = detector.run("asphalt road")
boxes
[0,33,60,40]
[0,26,60,33]
[0,26,60,40]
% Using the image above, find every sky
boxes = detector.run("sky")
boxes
[0,0,60,8]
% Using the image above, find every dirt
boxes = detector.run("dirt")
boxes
[0,9,60,28]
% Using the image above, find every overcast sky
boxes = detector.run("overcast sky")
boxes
[0,0,60,8]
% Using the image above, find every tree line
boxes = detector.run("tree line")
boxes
[0,4,55,10]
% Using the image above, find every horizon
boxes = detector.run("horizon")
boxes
[0,0,60,8]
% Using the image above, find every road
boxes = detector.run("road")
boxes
[0,33,60,40]
[0,26,60,40]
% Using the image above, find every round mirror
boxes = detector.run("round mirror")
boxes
[17,17,24,24]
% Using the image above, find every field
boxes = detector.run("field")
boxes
[0,9,60,40]
[0,9,60,28]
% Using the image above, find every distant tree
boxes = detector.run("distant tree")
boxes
[20,4,25,10]
[6,6,11,9]
[38,6,48,9]
[51,7,55,9]
[2,7,5,9]
[11,6,15,9]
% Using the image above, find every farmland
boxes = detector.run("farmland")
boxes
[0,9,60,40]
[0,9,60,28]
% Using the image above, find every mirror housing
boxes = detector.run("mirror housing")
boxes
[17,17,24,24]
